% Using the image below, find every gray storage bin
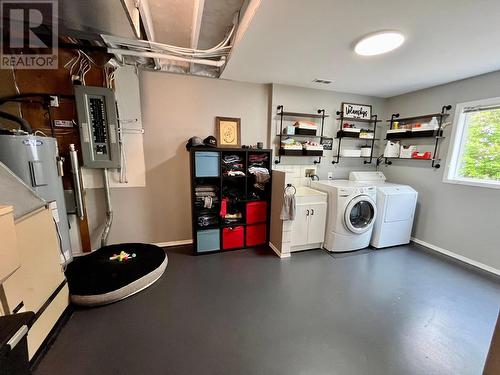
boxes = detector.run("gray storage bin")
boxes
[197,229,220,252]
[195,152,219,177]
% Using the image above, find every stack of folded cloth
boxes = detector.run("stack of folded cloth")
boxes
[195,185,219,209]
[248,166,270,191]
[222,154,245,176]
[248,153,269,168]
[197,211,219,227]
[302,140,324,151]
[281,138,302,150]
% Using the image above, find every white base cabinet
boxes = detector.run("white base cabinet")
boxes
[291,197,327,252]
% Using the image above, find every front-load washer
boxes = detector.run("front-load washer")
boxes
[349,171,418,248]
[311,180,377,252]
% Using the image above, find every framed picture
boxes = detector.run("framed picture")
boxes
[342,102,372,120]
[216,117,241,148]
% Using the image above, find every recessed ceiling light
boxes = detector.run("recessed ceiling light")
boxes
[354,30,405,56]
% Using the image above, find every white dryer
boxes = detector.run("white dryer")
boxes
[311,180,377,252]
[349,172,418,248]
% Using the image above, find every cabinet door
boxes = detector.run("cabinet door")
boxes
[291,204,310,246]
[307,202,327,244]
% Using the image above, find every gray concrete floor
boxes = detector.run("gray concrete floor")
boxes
[34,244,500,375]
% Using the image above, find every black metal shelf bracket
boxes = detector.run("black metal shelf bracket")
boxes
[314,109,326,164]
[332,111,342,164]
[431,105,452,169]
[274,105,284,164]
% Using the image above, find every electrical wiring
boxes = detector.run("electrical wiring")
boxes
[101,23,236,63]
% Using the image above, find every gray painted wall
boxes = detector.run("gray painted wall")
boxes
[382,70,500,270]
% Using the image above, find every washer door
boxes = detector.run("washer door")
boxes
[344,195,377,234]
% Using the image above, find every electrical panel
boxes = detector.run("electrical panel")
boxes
[74,85,120,169]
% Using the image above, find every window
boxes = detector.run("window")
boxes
[444,97,500,189]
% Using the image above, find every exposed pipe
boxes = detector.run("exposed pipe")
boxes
[101,168,113,247]
[0,110,32,133]
[69,144,85,220]
[106,48,226,67]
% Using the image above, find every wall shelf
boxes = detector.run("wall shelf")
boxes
[385,129,443,140]
[379,105,452,169]
[332,110,379,165]
[274,105,327,165]
[337,117,382,123]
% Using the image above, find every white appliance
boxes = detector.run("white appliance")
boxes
[310,180,377,252]
[349,171,418,248]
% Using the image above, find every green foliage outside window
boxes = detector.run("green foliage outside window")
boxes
[459,109,500,180]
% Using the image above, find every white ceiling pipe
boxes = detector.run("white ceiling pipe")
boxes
[107,48,226,67]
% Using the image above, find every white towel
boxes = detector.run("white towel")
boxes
[280,194,296,221]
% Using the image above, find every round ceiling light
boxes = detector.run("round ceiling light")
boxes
[354,31,405,56]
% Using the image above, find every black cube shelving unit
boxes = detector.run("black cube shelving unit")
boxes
[189,147,272,255]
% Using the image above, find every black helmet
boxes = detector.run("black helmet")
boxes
[203,136,217,148]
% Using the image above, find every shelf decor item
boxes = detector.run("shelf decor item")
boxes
[216,117,241,148]
[342,102,372,120]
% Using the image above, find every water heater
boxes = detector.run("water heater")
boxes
[0,135,72,263]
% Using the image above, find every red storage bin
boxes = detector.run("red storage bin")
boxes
[246,201,268,224]
[246,224,267,247]
[222,226,245,250]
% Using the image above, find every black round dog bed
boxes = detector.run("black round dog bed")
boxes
[65,243,167,307]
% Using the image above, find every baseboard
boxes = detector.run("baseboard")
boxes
[269,242,290,259]
[154,240,193,248]
[411,237,500,277]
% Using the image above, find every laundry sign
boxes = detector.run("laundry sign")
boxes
[342,102,372,120]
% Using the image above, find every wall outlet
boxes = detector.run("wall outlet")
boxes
[328,172,333,180]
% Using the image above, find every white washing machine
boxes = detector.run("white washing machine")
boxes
[349,171,418,248]
[311,180,377,252]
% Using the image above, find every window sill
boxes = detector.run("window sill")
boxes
[443,177,500,190]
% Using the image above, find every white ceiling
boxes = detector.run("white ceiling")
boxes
[221,0,500,98]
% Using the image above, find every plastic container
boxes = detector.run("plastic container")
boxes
[400,145,417,159]
[222,226,245,250]
[412,151,432,160]
[197,229,220,252]
[246,201,267,224]
[246,224,267,247]
[195,151,219,177]
[340,149,362,157]
[360,146,372,157]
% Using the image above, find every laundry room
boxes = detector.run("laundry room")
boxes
[0,1,499,374]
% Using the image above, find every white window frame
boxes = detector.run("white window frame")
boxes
[443,96,500,190]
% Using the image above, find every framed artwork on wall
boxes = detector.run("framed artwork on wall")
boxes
[341,102,372,120]
[216,117,241,148]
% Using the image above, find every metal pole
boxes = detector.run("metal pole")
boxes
[69,144,85,220]
[101,168,113,247]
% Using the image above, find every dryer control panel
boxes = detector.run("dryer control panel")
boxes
[74,85,120,169]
